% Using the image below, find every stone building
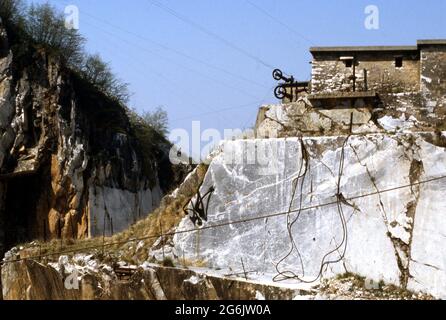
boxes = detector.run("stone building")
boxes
[258,40,446,137]
[309,40,446,100]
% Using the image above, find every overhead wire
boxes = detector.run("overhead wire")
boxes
[52,0,282,126]
[245,0,316,46]
[54,0,269,89]
[147,0,277,71]
[80,19,223,119]
[2,171,446,266]
[81,16,260,100]
[170,85,274,122]
[79,14,272,127]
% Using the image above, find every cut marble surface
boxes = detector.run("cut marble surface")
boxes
[174,133,446,298]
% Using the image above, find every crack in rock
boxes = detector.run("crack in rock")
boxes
[388,138,424,288]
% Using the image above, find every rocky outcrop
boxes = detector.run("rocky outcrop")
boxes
[255,94,445,139]
[255,98,379,137]
[1,256,306,300]
[0,22,172,255]
[174,132,446,299]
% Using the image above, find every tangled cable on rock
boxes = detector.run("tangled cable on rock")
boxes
[273,135,355,284]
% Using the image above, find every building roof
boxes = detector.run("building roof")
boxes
[417,39,446,46]
[310,40,446,55]
[310,45,418,54]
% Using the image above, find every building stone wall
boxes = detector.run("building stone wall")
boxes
[311,52,420,94]
[420,46,446,129]
[420,46,446,99]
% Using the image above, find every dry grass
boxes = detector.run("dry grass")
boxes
[322,272,435,300]
[16,164,209,266]
[177,258,208,269]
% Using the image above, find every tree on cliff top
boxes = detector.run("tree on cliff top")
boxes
[0,1,130,105]
[81,54,130,104]
[142,107,169,137]
[0,0,24,25]
[25,3,85,67]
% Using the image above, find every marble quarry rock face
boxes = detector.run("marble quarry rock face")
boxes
[174,133,446,298]
[0,21,168,254]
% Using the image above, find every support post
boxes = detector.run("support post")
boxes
[350,112,354,134]
[352,56,356,92]
[159,220,165,262]
[363,69,368,91]
[241,258,248,280]
[58,218,63,249]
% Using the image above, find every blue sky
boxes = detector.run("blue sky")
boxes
[26,0,445,152]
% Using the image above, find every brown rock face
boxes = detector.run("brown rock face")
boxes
[1,260,303,300]
[1,260,79,300]
[0,22,175,256]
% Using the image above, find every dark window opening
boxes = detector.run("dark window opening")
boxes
[345,60,353,68]
[395,57,403,68]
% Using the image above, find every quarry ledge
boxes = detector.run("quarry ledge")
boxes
[0,259,315,300]
[0,258,435,300]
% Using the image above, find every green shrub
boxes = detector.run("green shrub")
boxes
[142,106,169,137]
[0,0,24,25]
[80,54,130,104]
[25,3,85,67]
